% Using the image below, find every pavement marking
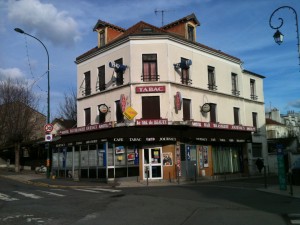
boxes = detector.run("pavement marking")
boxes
[0,193,19,201]
[74,189,100,193]
[87,187,122,193]
[288,214,300,224]
[37,190,65,197]
[290,220,300,224]
[14,191,42,199]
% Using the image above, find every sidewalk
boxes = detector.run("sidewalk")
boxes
[0,169,300,198]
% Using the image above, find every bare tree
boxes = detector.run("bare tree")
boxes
[0,78,42,172]
[58,87,77,123]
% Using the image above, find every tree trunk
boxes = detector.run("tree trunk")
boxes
[14,143,20,172]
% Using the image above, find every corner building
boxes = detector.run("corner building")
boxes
[54,14,267,181]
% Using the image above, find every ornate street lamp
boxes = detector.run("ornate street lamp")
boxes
[269,6,300,69]
[14,28,51,178]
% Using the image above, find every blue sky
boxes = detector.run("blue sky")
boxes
[0,0,300,121]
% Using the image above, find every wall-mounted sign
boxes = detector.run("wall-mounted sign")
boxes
[123,106,138,120]
[136,119,168,126]
[136,86,166,93]
[120,94,127,112]
[175,92,182,111]
[191,121,256,132]
[98,104,108,114]
[201,103,211,113]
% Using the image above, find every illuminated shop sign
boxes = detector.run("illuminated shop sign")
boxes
[136,119,168,126]
[191,121,256,132]
[135,86,166,93]
[59,122,112,135]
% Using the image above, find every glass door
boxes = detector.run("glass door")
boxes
[143,147,162,179]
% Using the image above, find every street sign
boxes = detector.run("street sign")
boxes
[44,123,53,133]
[45,134,53,142]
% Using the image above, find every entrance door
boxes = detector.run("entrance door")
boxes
[143,147,162,179]
[180,145,197,179]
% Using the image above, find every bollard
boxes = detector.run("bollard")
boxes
[194,164,197,183]
[289,172,293,196]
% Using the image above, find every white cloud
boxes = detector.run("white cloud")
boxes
[0,68,25,80]
[7,0,81,47]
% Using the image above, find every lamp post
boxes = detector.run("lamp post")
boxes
[269,6,300,70]
[14,28,51,178]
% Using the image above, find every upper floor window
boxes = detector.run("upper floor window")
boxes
[115,100,124,123]
[233,107,240,125]
[84,108,91,126]
[142,54,158,81]
[187,25,195,41]
[84,71,91,96]
[250,79,257,100]
[115,58,124,86]
[183,98,191,121]
[99,30,105,47]
[208,66,217,90]
[97,65,105,91]
[231,73,239,96]
[252,112,258,129]
[210,103,217,123]
[142,96,160,119]
[181,58,192,85]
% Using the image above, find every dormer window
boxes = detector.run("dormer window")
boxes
[99,30,105,47]
[187,25,195,41]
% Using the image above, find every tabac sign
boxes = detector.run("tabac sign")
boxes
[136,86,166,93]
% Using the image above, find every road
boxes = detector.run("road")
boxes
[0,177,299,225]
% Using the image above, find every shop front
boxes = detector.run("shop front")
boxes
[52,123,254,181]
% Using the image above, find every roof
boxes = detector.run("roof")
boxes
[266,118,285,126]
[161,13,200,29]
[93,19,125,32]
[76,14,240,63]
[52,118,76,129]
[243,70,266,79]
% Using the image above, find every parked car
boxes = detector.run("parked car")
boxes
[35,165,47,174]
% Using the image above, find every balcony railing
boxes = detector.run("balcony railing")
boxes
[208,84,217,91]
[141,74,160,82]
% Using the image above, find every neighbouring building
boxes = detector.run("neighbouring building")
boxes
[0,101,46,169]
[53,14,267,181]
[265,108,300,174]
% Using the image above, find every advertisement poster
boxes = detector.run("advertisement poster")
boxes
[163,152,173,166]
[200,146,209,168]
[116,146,125,154]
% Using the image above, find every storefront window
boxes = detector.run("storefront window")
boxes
[212,146,241,174]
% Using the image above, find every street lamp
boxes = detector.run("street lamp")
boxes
[14,28,51,178]
[269,6,300,69]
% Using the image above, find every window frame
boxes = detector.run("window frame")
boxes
[250,79,257,100]
[181,58,191,85]
[142,54,158,82]
[208,66,217,90]
[210,103,217,123]
[187,25,195,41]
[142,96,160,119]
[84,71,91,96]
[84,108,91,126]
[233,107,240,125]
[183,98,191,121]
[99,30,105,47]
[231,73,239,95]
[115,100,124,123]
[252,112,258,129]
[97,65,106,91]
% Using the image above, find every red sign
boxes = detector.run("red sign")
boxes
[120,94,126,112]
[44,124,53,133]
[136,86,166,93]
[191,121,256,132]
[175,92,182,110]
[136,119,168,126]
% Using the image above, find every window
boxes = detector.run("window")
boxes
[115,58,124,86]
[181,58,191,85]
[231,73,239,95]
[84,71,91,96]
[252,143,262,158]
[250,79,257,100]
[98,105,106,124]
[100,30,105,47]
[233,107,240,125]
[97,66,105,91]
[84,108,91,126]
[208,66,217,90]
[115,100,124,123]
[142,54,158,81]
[183,99,191,121]
[252,112,258,129]
[187,25,195,41]
[142,96,160,119]
[210,103,217,123]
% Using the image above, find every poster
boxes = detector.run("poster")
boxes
[163,152,173,166]
[200,146,209,168]
[116,146,125,154]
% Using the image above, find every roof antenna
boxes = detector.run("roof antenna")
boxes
[155,9,171,26]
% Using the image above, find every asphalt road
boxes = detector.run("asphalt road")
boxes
[0,177,299,225]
